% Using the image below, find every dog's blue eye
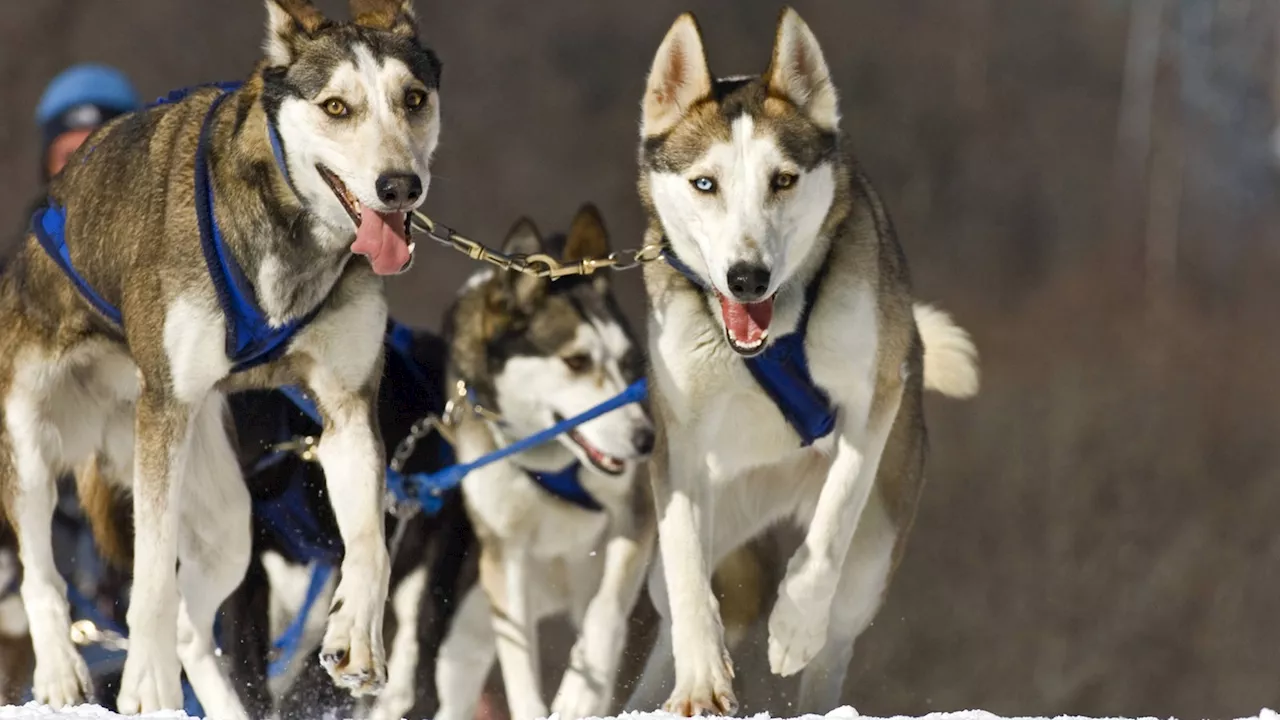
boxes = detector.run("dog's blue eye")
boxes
[691,176,717,194]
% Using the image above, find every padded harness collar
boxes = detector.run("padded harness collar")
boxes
[30,81,316,373]
[662,245,836,445]
[527,462,603,512]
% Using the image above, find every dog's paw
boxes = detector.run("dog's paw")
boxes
[767,573,834,677]
[31,644,93,708]
[365,690,413,720]
[117,647,184,714]
[552,666,610,720]
[662,649,737,717]
[319,598,386,697]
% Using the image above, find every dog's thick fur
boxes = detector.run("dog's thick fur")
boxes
[433,205,657,720]
[624,9,980,716]
[0,1,440,716]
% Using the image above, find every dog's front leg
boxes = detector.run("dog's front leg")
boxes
[306,368,390,697]
[117,389,194,714]
[767,380,904,678]
[650,420,737,717]
[551,507,656,720]
[481,546,547,720]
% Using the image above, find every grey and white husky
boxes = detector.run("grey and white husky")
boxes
[626,8,980,716]
[0,0,440,716]
[432,205,656,720]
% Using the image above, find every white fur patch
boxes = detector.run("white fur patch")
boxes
[163,296,231,404]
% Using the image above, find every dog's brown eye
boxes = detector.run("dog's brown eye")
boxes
[404,89,427,111]
[562,353,591,373]
[322,98,349,117]
[772,172,798,191]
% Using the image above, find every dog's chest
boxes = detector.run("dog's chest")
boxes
[652,280,880,479]
[464,462,611,559]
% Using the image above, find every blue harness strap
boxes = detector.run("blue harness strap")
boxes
[29,204,122,326]
[29,80,311,374]
[529,463,602,511]
[662,248,836,445]
[192,92,318,373]
[268,563,334,679]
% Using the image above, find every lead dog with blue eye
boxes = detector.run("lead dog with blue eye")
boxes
[626,8,981,716]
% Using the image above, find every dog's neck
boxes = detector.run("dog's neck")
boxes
[208,86,356,327]
[483,418,581,475]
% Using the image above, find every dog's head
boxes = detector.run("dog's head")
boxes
[261,0,441,275]
[448,205,654,475]
[639,8,843,356]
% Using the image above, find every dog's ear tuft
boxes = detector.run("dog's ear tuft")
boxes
[500,218,547,309]
[563,203,610,265]
[264,0,328,66]
[642,13,713,138]
[350,0,417,37]
[766,7,839,131]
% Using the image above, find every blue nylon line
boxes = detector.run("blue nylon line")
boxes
[405,378,649,499]
[269,562,334,678]
[274,374,648,504]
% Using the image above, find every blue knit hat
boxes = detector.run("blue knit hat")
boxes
[36,63,140,148]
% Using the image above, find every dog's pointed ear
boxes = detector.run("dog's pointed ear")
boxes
[642,13,713,138]
[350,0,417,37]
[766,8,839,131]
[563,204,610,264]
[264,0,328,66]
[497,218,547,310]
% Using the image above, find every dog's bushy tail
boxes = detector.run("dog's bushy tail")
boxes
[74,455,132,571]
[913,302,980,399]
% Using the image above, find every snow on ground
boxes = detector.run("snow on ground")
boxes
[0,707,1278,720]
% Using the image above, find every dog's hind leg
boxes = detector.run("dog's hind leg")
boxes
[116,386,200,714]
[434,585,496,720]
[173,393,252,720]
[623,609,673,713]
[794,492,896,713]
[2,375,94,707]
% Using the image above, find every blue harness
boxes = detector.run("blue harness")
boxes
[662,247,836,445]
[529,463,602,512]
[29,81,316,373]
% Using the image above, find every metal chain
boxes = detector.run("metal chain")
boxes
[272,434,319,462]
[71,619,128,651]
[409,210,665,280]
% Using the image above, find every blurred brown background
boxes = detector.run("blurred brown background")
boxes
[5,1,1280,718]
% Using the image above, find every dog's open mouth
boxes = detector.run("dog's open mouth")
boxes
[554,413,626,476]
[717,294,774,356]
[317,165,414,276]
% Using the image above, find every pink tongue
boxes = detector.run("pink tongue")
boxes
[351,207,411,275]
[718,295,774,347]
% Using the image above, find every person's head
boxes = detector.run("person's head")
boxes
[35,63,140,181]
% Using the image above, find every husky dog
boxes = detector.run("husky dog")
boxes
[432,205,656,720]
[0,0,440,716]
[626,9,980,716]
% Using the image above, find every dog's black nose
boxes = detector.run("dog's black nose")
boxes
[632,427,656,456]
[726,262,771,302]
[375,172,423,207]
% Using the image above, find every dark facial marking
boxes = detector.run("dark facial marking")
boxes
[643,75,838,172]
